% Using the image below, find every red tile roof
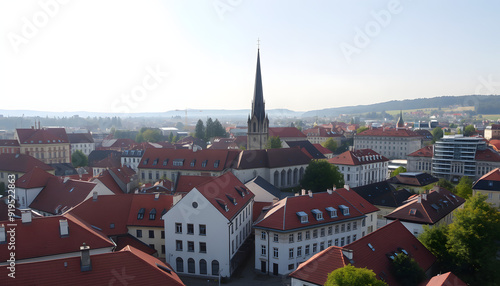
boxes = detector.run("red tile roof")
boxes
[29,177,98,215]
[69,194,134,236]
[252,201,273,222]
[0,245,185,286]
[290,220,436,286]
[15,167,54,188]
[109,138,137,149]
[357,128,422,137]
[269,127,307,138]
[195,172,255,221]
[0,153,54,173]
[385,187,465,225]
[127,194,175,227]
[16,127,69,144]
[408,145,434,157]
[303,127,343,137]
[0,139,20,147]
[312,143,333,155]
[422,272,467,286]
[139,148,240,172]
[175,175,213,193]
[92,170,124,195]
[476,167,500,182]
[90,153,121,168]
[114,234,158,255]
[0,213,114,262]
[254,189,377,231]
[475,148,500,162]
[489,139,500,150]
[328,149,388,166]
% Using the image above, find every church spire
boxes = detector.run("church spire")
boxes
[251,48,265,122]
[397,110,405,129]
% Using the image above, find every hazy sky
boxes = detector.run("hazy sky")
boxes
[1,1,499,114]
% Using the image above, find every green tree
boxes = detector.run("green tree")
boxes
[431,127,444,143]
[325,265,387,286]
[322,138,338,153]
[301,160,345,192]
[357,126,369,134]
[464,125,476,136]
[456,127,462,134]
[213,119,227,137]
[437,178,454,191]
[168,132,174,143]
[447,194,500,279]
[71,150,88,167]
[141,129,162,142]
[265,136,282,149]
[206,117,214,140]
[391,253,426,286]
[195,119,205,140]
[454,176,473,199]
[391,166,406,177]
[135,132,144,143]
[419,224,452,270]
[175,121,184,130]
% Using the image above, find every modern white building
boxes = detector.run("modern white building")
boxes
[328,149,389,188]
[253,188,378,276]
[164,172,254,278]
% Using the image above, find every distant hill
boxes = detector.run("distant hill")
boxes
[302,95,500,117]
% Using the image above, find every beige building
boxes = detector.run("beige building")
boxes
[15,127,71,164]
[354,128,422,160]
[472,168,500,209]
[484,124,500,140]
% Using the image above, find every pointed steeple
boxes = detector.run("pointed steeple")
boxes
[397,110,404,128]
[251,49,265,122]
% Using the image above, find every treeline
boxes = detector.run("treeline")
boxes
[195,118,226,142]
[0,115,122,131]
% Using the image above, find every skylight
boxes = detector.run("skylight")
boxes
[409,208,417,216]
[368,243,375,251]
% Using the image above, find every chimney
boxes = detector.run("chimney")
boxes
[21,209,32,223]
[422,193,427,201]
[59,219,69,236]
[308,190,313,198]
[417,196,422,204]
[92,191,98,201]
[272,197,279,204]
[63,177,70,183]
[80,243,92,272]
[344,184,350,191]
[301,189,306,196]
[154,193,160,200]
[327,189,333,195]
[0,224,5,243]
[342,248,353,260]
[294,193,299,197]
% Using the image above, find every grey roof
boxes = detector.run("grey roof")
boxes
[353,180,412,208]
[285,140,326,159]
[236,148,311,169]
[246,175,289,199]
[251,49,266,122]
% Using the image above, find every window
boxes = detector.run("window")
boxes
[335,238,339,246]
[288,264,294,270]
[199,224,206,235]
[212,260,219,276]
[176,257,183,272]
[305,245,310,255]
[187,241,194,252]
[136,229,142,238]
[312,243,317,253]
[176,240,183,251]
[161,230,165,239]
[320,228,325,237]
[341,224,345,233]
[297,211,308,223]
[274,234,279,242]
[289,248,294,259]
[312,209,323,220]
[175,223,182,233]
[313,229,318,238]
[214,160,220,168]
[261,245,266,256]
[202,160,208,167]
[353,234,357,241]
[190,159,196,167]
[353,221,357,230]
[341,237,345,246]
[305,231,310,240]
[232,240,235,254]
[137,208,145,220]
[362,218,366,227]
[347,236,351,244]
[152,158,158,165]
[188,258,195,274]
[200,259,207,275]
[347,223,351,232]
[149,230,155,238]
[289,234,294,243]
[328,226,332,235]
[149,208,156,220]
[187,224,194,235]
[335,225,339,234]
[328,240,332,247]
[297,232,302,241]
[273,248,279,258]
[173,159,184,166]
[320,242,325,251]
[200,242,207,253]
[297,246,302,257]
[261,231,266,240]
[163,159,169,166]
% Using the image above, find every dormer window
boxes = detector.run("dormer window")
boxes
[339,205,350,216]
[149,208,157,220]
[202,160,208,167]
[216,199,228,212]
[152,158,159,165]
[173,159,184,166]
[214,160,220,168]
[163,159,169,166]
[226,194,237,205]
[190,159,196,167]
[160,208,167,220]
[235,186,245,197]
[296,211,308,223]
[143,158,149,165]
[326,207,337,218]
[137,208,145,220]
[311,209,324,221]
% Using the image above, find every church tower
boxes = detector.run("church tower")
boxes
[247,48,269,150]
[396,110,405,129]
